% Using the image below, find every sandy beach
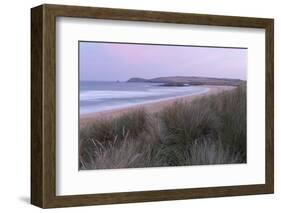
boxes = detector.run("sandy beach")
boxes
[80,85,236,127]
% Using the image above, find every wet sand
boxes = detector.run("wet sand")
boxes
[80,85,236,127]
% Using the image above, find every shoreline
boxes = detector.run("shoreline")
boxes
[81,87,210,117]
[80,85,236,127]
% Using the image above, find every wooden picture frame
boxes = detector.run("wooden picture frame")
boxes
[31,4,274,208]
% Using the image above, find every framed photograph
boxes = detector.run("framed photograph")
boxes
[31,4,274,208]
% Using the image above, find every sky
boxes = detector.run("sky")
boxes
[79,42,247,81]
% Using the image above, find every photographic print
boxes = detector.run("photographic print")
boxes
[79,41,247,170]
[31,5,274,207]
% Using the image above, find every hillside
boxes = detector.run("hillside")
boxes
[127,76,245,86]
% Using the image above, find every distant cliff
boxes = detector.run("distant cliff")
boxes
[127,77,151,83]
[127,76,245,86]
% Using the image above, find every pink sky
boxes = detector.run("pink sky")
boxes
[80,42,247,81]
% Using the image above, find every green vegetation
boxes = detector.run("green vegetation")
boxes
[127,76,245,86]
[79,86,246,170]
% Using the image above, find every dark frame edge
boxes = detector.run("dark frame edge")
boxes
[31,5,44,208]
[265,19,274,194]
[45,184,270,208]
[31,4,57,208]
[41,3,273,27]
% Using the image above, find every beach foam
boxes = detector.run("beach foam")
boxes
[80,82,209,115]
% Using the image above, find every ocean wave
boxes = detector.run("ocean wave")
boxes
[80,87,209,115]
[80,87,202,101]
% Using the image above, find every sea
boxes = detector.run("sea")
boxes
[80,81,209,115]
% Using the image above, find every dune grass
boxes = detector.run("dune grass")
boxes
[79,86,246,170]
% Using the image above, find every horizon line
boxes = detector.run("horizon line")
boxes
[80,75,247,82]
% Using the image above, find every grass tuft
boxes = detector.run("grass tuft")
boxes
[79,86,247,170]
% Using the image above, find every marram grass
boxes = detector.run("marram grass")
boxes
[79,86,246,170]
